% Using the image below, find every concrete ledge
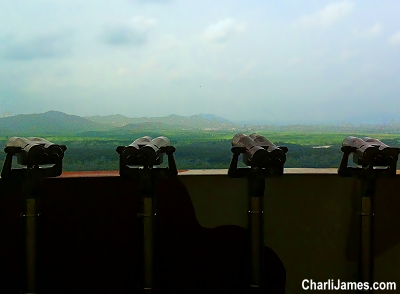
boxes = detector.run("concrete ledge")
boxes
[2,168,400,179]
[58,169,340,177]
[179,168,400,175]
[178,168,340,175]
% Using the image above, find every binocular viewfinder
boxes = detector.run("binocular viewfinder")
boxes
[116,136,172,167]
[231,133,288,168]
[342,136,400,168]
[4,137,67,167]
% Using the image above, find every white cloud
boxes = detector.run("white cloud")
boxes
[1,33,72,60]
[138,59,159,74]
[389,31,400,45]
[361,63,376,74]
[353,23,382,37]
[298,1,354,28]
[288,58,301,66]
[368,23,382,35]
[116,67,131,76]
[156,35,185,53]
[166,67,189,81]
[102,16,157,45]
[129,15,157,30]
[132,0,172,3]
[202,18,245,43]
[340,50,357,60]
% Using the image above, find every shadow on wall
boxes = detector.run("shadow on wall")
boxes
[345,177,400,261]
[0,175,286,293]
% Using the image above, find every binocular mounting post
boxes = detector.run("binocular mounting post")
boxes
[339,145,398,294]
[117,145,177,293]
[1,140,66,294]
[228,146,285,293]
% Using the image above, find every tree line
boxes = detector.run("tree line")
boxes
[0,139,346,172]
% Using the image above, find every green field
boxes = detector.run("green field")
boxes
[1,131,400,172]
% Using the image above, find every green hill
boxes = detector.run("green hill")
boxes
[0,111,109,136]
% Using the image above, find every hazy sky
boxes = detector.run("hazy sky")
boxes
[0,0,399,124]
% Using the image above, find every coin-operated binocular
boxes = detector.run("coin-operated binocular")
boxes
[338,136,400,289]
[1,137,67,294]
[116,136,178,291]
[116,136,177,177]
[228,133,288,177]
[1,137,67,179]
[228,134,288,291]
[116,136,153,167]
[338,136,400,177]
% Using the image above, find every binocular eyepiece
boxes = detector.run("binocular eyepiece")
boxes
[342,136,400,168]
[116,136,171,166]
[232,133,287,168]
[4,137,67,167]
[116,136,152,160]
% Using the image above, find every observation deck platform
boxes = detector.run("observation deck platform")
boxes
[1,169,399,293]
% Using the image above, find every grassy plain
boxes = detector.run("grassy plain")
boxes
[29,131,400,146]
[1,130,400,172]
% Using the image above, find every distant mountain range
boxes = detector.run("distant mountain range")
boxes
[84,113,234,129]
[0,111,236,136]
[0,111,400,136]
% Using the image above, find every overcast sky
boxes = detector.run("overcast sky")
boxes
[0,0,399,125]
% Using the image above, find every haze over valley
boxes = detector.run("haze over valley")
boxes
[1,1,399,125]
[1,111,400,135]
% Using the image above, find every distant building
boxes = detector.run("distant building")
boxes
[312,146,332,149]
